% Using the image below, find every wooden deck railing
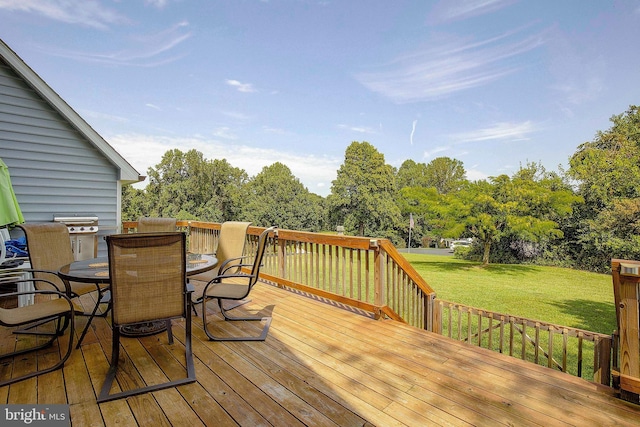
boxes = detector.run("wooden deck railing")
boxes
[121,220,613,385]
[181,221,437,330]
[433,299,612,384]
[123,220,437,328]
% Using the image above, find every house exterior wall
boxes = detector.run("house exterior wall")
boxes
[0,57,120,256]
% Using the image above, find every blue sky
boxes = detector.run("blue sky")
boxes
[2,1,639,196]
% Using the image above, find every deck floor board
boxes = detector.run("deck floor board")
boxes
[1,281,640,426]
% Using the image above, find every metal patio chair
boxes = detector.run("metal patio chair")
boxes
[201,226,276,341]
[18,223,109,348]
[0,277,75,387]
[97,232,195,402]
[136,217,177,233]
[189,221,252,314]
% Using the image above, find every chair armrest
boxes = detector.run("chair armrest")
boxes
[204,271,254,286]
[0,279,75,312]
[217,256,251,275]
[17,268,59,276]
[15,269,75,295]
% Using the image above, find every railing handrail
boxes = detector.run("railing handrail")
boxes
[378,239,436,297]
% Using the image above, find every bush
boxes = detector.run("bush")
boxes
[453,245,471,259]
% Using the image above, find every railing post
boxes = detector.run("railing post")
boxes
[593,335,612,386]
[371,240,383,315]
[426,293,436,332]
[277,237,286,288]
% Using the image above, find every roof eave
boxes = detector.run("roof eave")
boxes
[0,39,142,182]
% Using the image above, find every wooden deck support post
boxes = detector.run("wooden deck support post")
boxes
[611,259,640,403]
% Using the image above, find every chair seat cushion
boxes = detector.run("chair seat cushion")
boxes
[0,298,71,326]
[204,281,250,300]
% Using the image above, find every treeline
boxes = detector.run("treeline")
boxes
[122,105,640,272]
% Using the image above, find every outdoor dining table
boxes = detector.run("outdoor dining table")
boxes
[58,253,217,336]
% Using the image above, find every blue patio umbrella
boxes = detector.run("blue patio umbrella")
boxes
[0,157,24,227]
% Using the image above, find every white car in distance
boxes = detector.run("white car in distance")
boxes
[449,239,471,252]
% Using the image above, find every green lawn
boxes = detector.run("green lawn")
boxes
[403,253,617,336]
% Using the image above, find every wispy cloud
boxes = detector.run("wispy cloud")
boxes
[44,21,192,66]
[226,79,257,93]
[0,0,128,29]
[356,26,549,103]
[448,121,536,143]
[429,0,516,24]
[337,124,376,134]
[145,0,169,9]
[262,126,287,135]
[212,127,238,140]
[465,167,490,182]
[222,111,251,121]
[423,145,449,158]
[410,120,418,145]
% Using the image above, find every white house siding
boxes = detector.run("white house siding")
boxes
[0,57,119,256]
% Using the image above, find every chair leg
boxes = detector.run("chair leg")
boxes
[97,326,122,403]
[75,286,111,318]
[0,313,75,388]
[202,298,271,342]
[191,299,199,317]
[97,313,196,403]
[75,292,111,349]
[166,319,174,344]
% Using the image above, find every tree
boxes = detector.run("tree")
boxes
[397,186,452,248]
[396,159,429,189]
[447,164,580,265]
[203,158,249,221]
[569,105,640,208]
[141,149,248,221]
[121,185,151,221]
[241,162,324,231]
[327,141,401,239]
[424,157,466,194]
[568,105,640,271]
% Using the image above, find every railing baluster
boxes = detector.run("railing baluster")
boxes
[534,323,540,364]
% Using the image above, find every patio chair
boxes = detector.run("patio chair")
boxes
[18,223,109,347]
[136,217,177,233]
[189,221,252,313]
[97,232,195,402]
[0,277,75,387]
[201,226,276,341]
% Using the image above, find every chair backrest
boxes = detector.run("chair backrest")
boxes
[18,223,74,292]
[217,221,251,272]
[248,227,277,286]
[107,232,186,326]
[137,217,177,233]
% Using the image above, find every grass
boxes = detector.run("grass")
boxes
[403,253,617,336]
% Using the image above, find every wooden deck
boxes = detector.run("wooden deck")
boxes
[2,281,640,426]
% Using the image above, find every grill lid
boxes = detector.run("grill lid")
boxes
[53,215,99,233]
[53,215,98,225]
